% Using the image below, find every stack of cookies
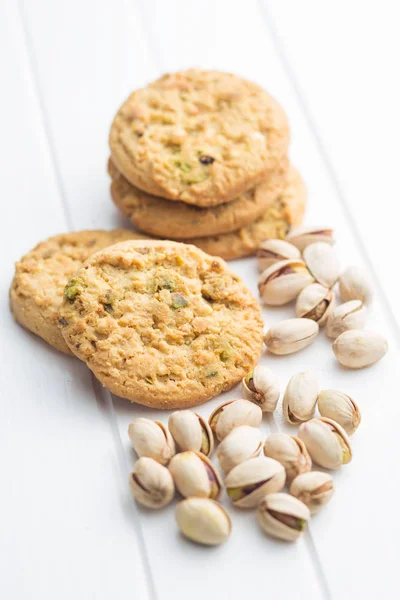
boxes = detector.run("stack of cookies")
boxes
[108,70,306,260]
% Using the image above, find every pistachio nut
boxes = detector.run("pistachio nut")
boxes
[129,457,175,509]
[326,300,367,339]
[287,227,335,252]
[264,318,319,355]
[257,492,310,542]
[242,366,280,412]
[263,433,312,482]
[298,417,352,469]
[339,265,374,306]
[128,418,175,465]
[168,410,214,456]
[317,389,361,435]
[175,497,231,545]
[168,451,222,499]
[209,399,262,441]
[282,371,319,424]
[258,259,314,306]
[225,456,286,508]
[303,242,340,289]
[217,425,263,474]
[295,283,334,326]
[290,471,334,514]
[333,329,388,369]
[257,239,300,272]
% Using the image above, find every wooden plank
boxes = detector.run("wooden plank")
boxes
[1,2,149,598]
[20,0,324,597]
[263,0,400,328]
[136,0,400,597]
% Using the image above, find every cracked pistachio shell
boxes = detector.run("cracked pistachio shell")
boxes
[257,239,301,272]
[257,492,310,542]
[283,371,319,424]
[295,283,334,326]
[209,399,262,441]
[168,410,214,456]
[287,227,335,252]
[225,456,286,508]
[263,433,312,482]
[298,417,352,470]
[258,259,314,306]
[242,366,280,412]
[175,497,231,546]
[128,418,175,465]
[317,390,361,435]
[129,457,175,509]
[217,426,263,474]
[264,318,319,355]
[339,266,374,306]
[333,329,388,369]
[303,242,340,289]
[290,471,334,514]
[168,451,222,499]
[326,300,367,339]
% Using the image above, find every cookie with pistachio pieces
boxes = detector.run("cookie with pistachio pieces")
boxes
[109,156,289,239]
[10,229,147,354]
[109,69,289,207]
[183,166,306,260]
[59,240,264,408]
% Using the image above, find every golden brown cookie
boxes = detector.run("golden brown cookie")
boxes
[185,167,306,260]
[109,69,289,207]
[109,157,289,239]
[59,240,264,408]
[10,229,147,354]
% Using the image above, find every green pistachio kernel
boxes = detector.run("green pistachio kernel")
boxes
[171,293,189,309]
[182,172,208,184]
[64,278,84,301]
[174,159,191,173]
[145,377,153,385]
[205,369,218,378]
[200,428,210,455]
[219,350,230,362]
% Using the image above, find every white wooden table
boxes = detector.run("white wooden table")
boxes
[2,2,399,598]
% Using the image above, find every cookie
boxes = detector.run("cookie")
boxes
[109,69,289,207]
[180,166,306,260]
[10,229,147,354]
[59,240,264,409]
[108,157,289,239]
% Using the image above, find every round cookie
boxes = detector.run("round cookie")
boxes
[59,240,264,408]
[182,166,306,260]
[109,69,289,207]
[108,157,289,239]
[10,229,147,354]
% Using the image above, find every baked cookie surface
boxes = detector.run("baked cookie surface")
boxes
[59,240,264,408]
[10,229,145,354]
[184,166,306,260]
[109,157,288,239]
[109,69,289,207]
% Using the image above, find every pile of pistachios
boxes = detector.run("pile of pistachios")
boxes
[257,227,388,367]
[127,367,360,545]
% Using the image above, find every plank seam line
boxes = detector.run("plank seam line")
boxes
[257,2,337,598]
[17,3,157,598]
[258,0,400,349]
[91,376,158,600]
[130,3,332,597]
[259,1,400,597]
[17,0,74,231]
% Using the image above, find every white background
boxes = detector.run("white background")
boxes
[1,1,399,599]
